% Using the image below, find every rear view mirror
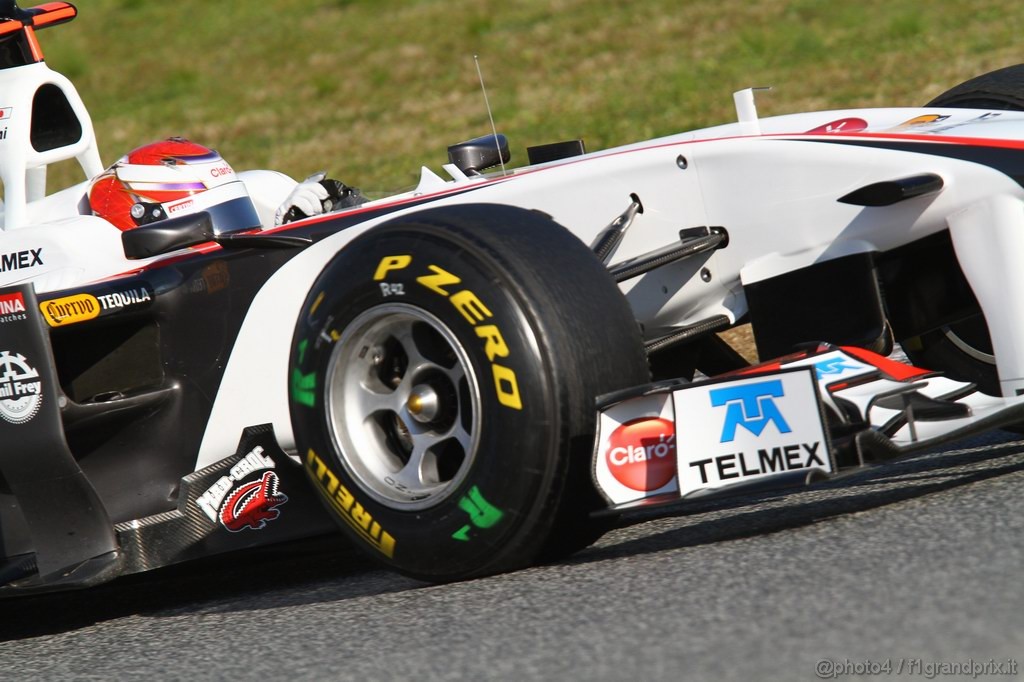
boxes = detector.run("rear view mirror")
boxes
[447,134,510,175]
[121,211,214,259]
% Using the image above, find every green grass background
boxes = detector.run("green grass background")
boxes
[31,0,1024,194]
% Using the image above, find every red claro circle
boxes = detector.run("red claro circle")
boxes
[605,417,677,491]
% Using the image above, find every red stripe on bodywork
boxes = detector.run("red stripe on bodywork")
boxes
[793,131,1024,151]
[839,346,933,380]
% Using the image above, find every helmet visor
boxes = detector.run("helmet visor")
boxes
[161,181,262,234]
[206,196,262,235]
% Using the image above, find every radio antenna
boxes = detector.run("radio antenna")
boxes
[474,55,507,176]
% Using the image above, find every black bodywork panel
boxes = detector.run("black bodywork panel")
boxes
[745,251,887,359]
[745,230,984,360]
[0,205,413,590]
[875,230,981,340]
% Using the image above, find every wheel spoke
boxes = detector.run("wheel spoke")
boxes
[396,432,445,487]
[450,420,474,452]
[359,381,407,415]
[392,324,438,379]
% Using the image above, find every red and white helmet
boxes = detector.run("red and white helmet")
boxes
[88,137,261,233]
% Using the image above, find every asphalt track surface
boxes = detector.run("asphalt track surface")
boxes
[1,430,1022,682]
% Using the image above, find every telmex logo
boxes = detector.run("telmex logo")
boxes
[39,293,100,327]
[709,380,792,443]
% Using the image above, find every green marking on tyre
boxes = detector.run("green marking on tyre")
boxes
[291,339,316,407]
[290,369,316,407]
[452,486,504,541]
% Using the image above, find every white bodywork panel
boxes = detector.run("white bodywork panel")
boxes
[7,55,1024,471]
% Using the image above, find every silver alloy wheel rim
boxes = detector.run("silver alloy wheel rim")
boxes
[943,326,996,364]
[325,303,482,510]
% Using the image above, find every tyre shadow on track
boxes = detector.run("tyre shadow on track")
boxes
[571,434,1024,565]
[0,534,422,642]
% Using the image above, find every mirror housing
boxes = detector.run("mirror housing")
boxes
[122,211,214,259]
[447,134,509,175]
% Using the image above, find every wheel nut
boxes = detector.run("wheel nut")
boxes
[407,385,441,423]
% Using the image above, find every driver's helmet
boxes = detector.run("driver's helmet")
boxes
[88,137,261,233]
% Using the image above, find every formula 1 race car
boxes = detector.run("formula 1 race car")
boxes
[4,1,1024,593]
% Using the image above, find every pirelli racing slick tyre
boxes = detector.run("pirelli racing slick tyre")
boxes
[925,63,1024,110]
[289,204,650,581]
[902,65,1024,395]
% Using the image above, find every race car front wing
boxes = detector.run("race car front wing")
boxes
[592,345,1024,512]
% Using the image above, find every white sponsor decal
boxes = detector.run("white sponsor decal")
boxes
[0,351,42,424]
[672,368,831,497]
[97,286,152,310]
[195,445,276,522]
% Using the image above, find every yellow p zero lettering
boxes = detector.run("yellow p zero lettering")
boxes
[411,263,523,412]
[492,364,523,410]
[373,255,412,281]
[476,324,509,361]
[450,290,492,325]
[417,264,461,296]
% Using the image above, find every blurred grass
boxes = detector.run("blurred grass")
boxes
[33,0,1024,195]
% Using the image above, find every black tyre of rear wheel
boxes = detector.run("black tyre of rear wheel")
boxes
[902,65,1024,393]
[925,63,1024,110]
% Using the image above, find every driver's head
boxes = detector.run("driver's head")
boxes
[88,137,260,233]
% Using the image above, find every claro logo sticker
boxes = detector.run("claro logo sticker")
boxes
[40,293,100,327]
[0,351,42,424]
[604,417,677,492]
